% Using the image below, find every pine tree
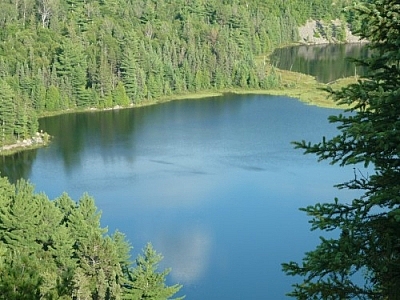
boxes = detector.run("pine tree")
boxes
[13,96,29,140]
[0,79,16,145]
[113,81,130,107]
[0,250,42,299]
[121,48,139,103]
[124,243,184,300]
[0,179,75,298]
[56,39,89,107]
[282,1,400,298]
[0,177,183,299]
[68,193,125,298]
[32,75,47,112]
[0,180,41,251]
[45,85,61,111]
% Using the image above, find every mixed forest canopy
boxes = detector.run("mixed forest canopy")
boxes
[0,0,353,147]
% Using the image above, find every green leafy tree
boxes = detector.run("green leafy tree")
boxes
[282,1,400,299]
[124,243,184,300]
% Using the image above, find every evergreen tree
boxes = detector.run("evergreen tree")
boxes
[124,243,184,300]
[0,177,182,299]
[0,79,16,145]
[55,39,89,107]
[283,1,400,298]
[113,81,131,107]
[13,97,30,140]
[32,76,47,112]
[67,194,125,298]
[0,250,42,299]
[0,179,73,298]
[121,48,139,103]
[45,84,61,111]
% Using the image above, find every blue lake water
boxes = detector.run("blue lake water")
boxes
[0,94,361,299]
[270,43,369,82]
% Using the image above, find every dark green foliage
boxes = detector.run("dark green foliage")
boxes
[0,79,17,145]
[0,178,183,299]
[55,39,89,107]
[0,0,347,144]
[283,1,400,298]
[0,250,42,300]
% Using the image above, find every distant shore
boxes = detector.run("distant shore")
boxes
[0,66,356,156]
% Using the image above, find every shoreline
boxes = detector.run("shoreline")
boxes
[1,67,355,156]
[0,132,51,156]
[1,19,364,156]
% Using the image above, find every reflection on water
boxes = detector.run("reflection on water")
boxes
[0,150,38,183]
[157,226,212,283]
[270,43,369,82]
[0,94,362,299]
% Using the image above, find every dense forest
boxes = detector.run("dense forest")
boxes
[0,0,353,147]
[0,0,357,298]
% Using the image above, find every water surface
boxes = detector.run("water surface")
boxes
[0,94,359,299]
[270,43,369,82]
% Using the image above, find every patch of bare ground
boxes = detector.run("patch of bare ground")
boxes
[298,19,365,44]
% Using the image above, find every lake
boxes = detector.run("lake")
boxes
[0,94,360,299]
[270,43,369,82]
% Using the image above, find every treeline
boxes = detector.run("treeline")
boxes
[0,0,350,146]
[0,177,183,299]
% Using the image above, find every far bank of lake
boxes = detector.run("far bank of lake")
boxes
[1,43,367,156]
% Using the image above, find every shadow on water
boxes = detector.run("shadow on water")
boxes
[1,95,246,183]
[0,150,38,184]
[38,109,142,174]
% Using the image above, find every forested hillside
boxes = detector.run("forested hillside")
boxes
[0,0,351,147]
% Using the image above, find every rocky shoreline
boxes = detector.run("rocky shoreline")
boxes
[0,132,50,154]
[298,19,365,45]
